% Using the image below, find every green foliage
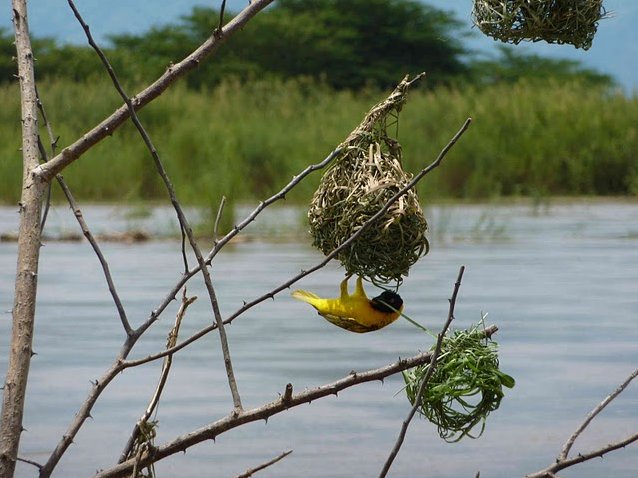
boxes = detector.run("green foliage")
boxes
[0,2,617,91]
[0,77,636,206]
[403,322,515,442]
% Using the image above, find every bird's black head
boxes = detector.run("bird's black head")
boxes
[371,290,403,313]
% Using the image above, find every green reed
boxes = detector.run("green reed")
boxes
[1,77,636,207]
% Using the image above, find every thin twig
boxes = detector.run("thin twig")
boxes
[527,432,638,478]
[34,84,57,231]
[67,0,243,411]
[56,178,133,336]
[119,290,197,463]
[378,266,465,477]
[236,450,293,478]
[31,0,275,182]
[33,89,133,336]
[559,366,638,460]
[16,456,43,471]
[526,366,638,478]
[94,325,498,478]
[216,0,227,35]
[213,195,227,244]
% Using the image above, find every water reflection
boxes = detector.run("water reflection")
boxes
[0,200,637,477]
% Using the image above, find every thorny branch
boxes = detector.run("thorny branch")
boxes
[0,2,46,476]
[378,265,465,477]
[94,326,499,478]
[66,0,244,412]
[30,0,276,182]
[35,93,133,336]
[119,290,198,463]
[526,366,638,478]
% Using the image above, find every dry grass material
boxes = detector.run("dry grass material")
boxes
[308,74,429,285]
[472,0,606,50]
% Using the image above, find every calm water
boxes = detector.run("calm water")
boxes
[1,200,637,478]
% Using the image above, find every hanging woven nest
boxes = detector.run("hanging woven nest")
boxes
[308,74,428,285]
[471,0,607,50]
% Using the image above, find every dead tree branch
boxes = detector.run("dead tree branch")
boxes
[119,290,198,463]
[31,0,275,182]
[94,325,499,478]
[67,0,244,410]
[0,2,47,477]
[526,366,638,478]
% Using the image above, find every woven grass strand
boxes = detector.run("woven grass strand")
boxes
[403,323,515,442]
[308,74,429,285]
[472,0,606,50]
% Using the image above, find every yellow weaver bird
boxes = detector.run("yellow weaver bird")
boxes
[291,276,403,333]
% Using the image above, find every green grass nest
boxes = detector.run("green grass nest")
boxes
[403,323,515,442]
[308,75,429,285]
[472,0,606,50]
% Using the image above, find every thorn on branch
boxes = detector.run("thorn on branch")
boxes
[282,383,293,405]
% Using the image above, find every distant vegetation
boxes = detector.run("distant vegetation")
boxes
[1,0,634,211]
[0,0,614,89]
[1,77,636,207]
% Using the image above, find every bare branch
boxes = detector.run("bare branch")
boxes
[119,290,197,463]
[94,325,498,478]
[57,178,133,335]
[378,265,465,477]
[66,0,243,410]
[34,79,133,336]
[559,366,638,460]
[31,0,275,182]
[236,450,293,478]
[0,3,47,476]
[527,432,638,478]
[213,195,227,244]
[526,366,638,478]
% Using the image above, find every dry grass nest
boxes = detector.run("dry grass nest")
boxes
[308,74,428,285]
[472,0,607,50]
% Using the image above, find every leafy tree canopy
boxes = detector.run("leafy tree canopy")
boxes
[0,1,616,90]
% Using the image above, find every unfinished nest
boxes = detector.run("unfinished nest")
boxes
[308,74,429,285]
[403,323,515,442]
[472,0,606,50]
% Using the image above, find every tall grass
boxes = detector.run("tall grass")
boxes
[1,78,636,210]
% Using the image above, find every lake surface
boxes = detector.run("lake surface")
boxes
[1,200,637,478]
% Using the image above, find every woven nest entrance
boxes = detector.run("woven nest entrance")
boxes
[472,0,606,50]
[308,74,428,285]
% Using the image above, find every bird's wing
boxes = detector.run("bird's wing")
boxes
[319,312,383,333]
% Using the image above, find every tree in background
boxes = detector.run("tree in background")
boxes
[0,1,616,90]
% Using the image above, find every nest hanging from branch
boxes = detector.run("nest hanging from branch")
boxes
[472,0,606,50]
[308,74,428,285]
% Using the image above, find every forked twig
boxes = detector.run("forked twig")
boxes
[526,366,638,478]
[378,266,465,477]
[67,0,243,411]
[119,290,198,463]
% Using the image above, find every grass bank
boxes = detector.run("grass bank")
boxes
[1,78,636,213]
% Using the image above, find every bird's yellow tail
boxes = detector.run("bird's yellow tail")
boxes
[291,289,321,306]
